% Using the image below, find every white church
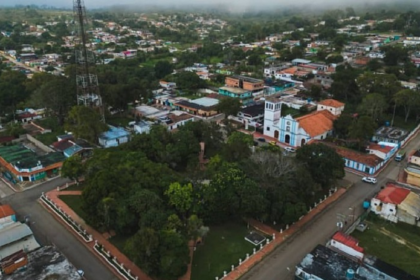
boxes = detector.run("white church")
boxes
[263,98,345,147]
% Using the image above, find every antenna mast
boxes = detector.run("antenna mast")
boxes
[73,0,104,122]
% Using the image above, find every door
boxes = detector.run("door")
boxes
[285,134,290,144]
[274,130,279,139]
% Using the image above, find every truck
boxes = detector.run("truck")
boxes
[395,150,406,162]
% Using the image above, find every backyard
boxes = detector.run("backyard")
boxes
[352,214,420,277]
[191,222,258,280]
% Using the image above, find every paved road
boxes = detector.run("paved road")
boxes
[0,51,40,73]
[242,132,420,280]
[0,177,117,280]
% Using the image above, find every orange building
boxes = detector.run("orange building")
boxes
[225,75,264,92]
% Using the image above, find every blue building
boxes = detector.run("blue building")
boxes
[98,126,130,148]
[218,87,253,105]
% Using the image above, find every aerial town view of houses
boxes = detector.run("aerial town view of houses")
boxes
[1,0,420,279]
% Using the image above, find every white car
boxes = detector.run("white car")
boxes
[284,147,296,153]
[362,177,377,184]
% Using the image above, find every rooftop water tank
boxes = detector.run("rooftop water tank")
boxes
[346,268,355,279]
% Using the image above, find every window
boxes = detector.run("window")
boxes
[286,126,290,132]
[389,209,394,212]
[320,135,324,140]
[355,163,359,169]
[266,127,270,131]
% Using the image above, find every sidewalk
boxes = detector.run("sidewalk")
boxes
[43,188,153,280]
[223,187,347,280]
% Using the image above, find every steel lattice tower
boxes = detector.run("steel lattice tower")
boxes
[73,0,104,121]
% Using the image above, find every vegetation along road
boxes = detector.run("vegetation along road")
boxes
[241,130,420,280]
[0,177,117,280]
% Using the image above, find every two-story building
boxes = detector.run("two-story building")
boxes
[406,150,420,187]
[219,75,264,104]
[0,145,65,183]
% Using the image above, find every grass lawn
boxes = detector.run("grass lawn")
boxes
[352,215,420,277]
[191,222,258,280]
[65,182,85,191]
[107,115,134,127]
[59,195,87,220]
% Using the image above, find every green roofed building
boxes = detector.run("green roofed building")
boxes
[0,145,65,184]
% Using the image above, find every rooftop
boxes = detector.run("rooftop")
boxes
[0,145,65,169]
[240,103,265,117]
[297,244,420,280]
[3,246,83,280]
[219,86,250,95]
[332,231,364,253]
[0,205,15,219]
[318,99,345,108]
[190,97,219,107]
[296,110,336,137]
[100,126,130,140]
[366,143,395,154]
[374,126,408,141]
[0,223,33,248]
[230,75,263,84]
[375,184,410,205]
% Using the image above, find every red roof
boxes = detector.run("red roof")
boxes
[366,143,394,154]
[318,99,345,108]
[18,112,37,119]
[332,232,364,253]
[376,184,410,205]
[0,205,15,219]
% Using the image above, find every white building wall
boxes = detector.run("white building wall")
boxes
[370,198,398,222]
[329,240,364,260]
[317,104,344,116]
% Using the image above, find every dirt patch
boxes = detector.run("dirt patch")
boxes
[378,227,420,255]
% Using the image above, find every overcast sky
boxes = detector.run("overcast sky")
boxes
[2,0,414,10]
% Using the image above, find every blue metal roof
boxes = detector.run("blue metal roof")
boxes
[100,126,130,140]
[64,145,83,158]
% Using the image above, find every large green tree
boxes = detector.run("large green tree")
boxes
[296,143,345,189]
[65,106,108,143]
[216,97,241,119]
[61,155,84,183]
[394,89,420,122]
[348,116,377,148]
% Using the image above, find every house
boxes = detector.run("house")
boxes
[98,126,130,148]
[366,142,398,161]
[372,126,408,148]
[291,58,311,66]
[0,205,17,228]
[410,150,420,166]
[159,80,176,89]
[331,144,384,175]
[405,163,420,188]
[316,99,345,116]
[263,97,339,147]
[174,97,219,117]
[264,79,295,95]
[158,111,195,131]
[133,120,151,134]
[0,223,40,259]
[0,145,65,183]
[296,244,420,280]
[16,112,42,123]
[371,184,420,225]
[328,231,364,260]
[52,137,94,158]
[238,103,265,124]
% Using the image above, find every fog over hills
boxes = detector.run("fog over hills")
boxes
[3,0,420,12]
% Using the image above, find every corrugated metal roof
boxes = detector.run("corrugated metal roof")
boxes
[0,223,33,248]
[399,192,420,218]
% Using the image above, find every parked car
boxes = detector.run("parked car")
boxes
[362,177,377,184]
[284,147,296,153]
[257,137,266,142]
[253,141,259,146]
[269,141,277,146]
